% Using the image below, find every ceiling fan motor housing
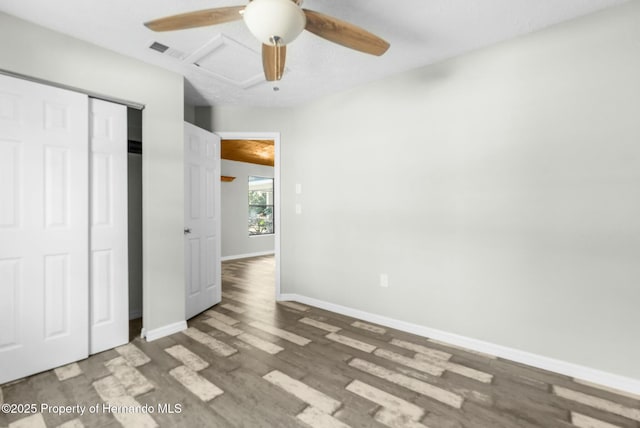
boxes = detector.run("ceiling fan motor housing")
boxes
[243,0,307,45]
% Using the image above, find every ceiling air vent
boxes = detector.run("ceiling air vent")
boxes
[148,42,186,59]
[149,42,169,53]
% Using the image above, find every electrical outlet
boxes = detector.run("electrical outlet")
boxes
[295,203,302,214]
[380,274,389,288]
[295,183,302,194]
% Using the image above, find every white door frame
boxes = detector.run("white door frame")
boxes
[216,131,282,300]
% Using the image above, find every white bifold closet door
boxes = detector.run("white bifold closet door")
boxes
[89,98,128,355]
[0,74,128,384]
[0,75,89,384]
[184,122,221,320]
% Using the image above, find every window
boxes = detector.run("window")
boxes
[248,176,274,235]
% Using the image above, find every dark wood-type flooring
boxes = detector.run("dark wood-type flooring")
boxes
[1,255,639,428]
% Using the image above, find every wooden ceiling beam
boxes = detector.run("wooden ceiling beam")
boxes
[221,139,274,167]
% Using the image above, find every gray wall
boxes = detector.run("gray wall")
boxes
[127,108,143,142]
[128,153,143,319]
[202,2,640,381]
[127,107,143,320]
[0,12,186,333]
[184,102,196,125]
[221,160,275,258]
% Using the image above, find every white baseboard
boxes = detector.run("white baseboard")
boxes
[279,293,640,395]
[143,320,187,342]
[221,251,275,261]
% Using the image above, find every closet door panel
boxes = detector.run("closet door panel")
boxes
[0,74,89,384]
[89,98,128,355]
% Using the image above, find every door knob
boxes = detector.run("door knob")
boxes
[184,228,192,234]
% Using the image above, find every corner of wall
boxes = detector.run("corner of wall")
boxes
[194,106,213,131]
[184,103,196,125]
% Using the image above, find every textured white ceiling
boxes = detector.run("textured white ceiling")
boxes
[0,0,627,107]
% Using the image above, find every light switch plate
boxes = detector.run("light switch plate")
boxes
[380,274,389,288]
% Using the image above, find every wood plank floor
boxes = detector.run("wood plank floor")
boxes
[2,255,639,427]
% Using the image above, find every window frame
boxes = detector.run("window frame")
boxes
[248,175,275,236]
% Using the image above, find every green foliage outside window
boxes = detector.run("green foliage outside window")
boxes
[248,176,274,235]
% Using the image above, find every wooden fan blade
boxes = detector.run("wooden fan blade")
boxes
[262,44,287,81]
[303,9,389,56]
[144,6,244,32]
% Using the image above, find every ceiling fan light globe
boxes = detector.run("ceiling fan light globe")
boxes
[243,0,306,45]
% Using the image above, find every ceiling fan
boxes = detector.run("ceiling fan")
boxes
[144,0,390,82]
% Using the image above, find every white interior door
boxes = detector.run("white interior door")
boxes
[89,98,128,354]
[184,122,221,319]
[0,74,89,384]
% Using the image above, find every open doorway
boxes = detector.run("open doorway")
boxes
[127,108,143,340]
[217,132,281,302]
